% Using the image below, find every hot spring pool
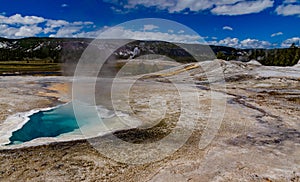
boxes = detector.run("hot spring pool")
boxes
[8,103,79,145]
[5,102,141,146]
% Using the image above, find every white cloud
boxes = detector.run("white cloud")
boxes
[143,24,159,31]
[48,20,94,37]
[207,40,218,45]
[0,24,43,38]
[70,25,205,44]
[124,0,243,13]
[61,4,68,8]
[281,37,300,47]
[45,19,69,29]
[109,0,274,15]
[223,26,233,31]
[276,4,300,16]
[44,20,91,35]
[15,25,43,37]
[283,0,298,4]
[43,27,56,34]
[211,0,274,15]
[208,37,273,48]
[240,38,272,48]
[73,21,94,26]
[178,30,185,34]
[0,24,19,38]
[271,32,283,37]
[110,6,127,14]
[273,0,300,17]
[218,37,239,47]
[73,30,103,38]
[80,26,202,44]
[168,0,215,13]
[0,14,45,25]
[49,26,84,38]
[125,0,175,11]
[0,13,95,38]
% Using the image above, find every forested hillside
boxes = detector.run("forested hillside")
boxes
[0,37,299,66]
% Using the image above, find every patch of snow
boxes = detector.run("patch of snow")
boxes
[0,42,8,49]
[33,43,44,51]
[54,45,62,51]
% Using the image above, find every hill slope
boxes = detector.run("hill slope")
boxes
[0,37,299,66]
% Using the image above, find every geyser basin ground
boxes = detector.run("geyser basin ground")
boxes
[0,61,300,180]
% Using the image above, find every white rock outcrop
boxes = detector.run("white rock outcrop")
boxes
[247,60,262,66]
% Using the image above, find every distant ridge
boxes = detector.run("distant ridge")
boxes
[0,37,299,66]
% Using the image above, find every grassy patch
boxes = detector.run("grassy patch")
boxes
[0,61,61,74]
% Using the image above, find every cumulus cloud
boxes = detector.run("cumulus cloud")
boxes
[211,0,274,15]
[15,25,43,37]
[44,21,93,37]
[271,32,283,37]
[80,26,202,44]
[0,15,44,38]
[0,24,43,38]
[0,24,19,38]
[168,0,214,13]
[281,37,300,47]
[240,38,272,48]
[46,20,201,43]
[43,19,69,33]
[0,14,45,25]
[276,0,300,16]
[61,4,68,8]
[0,13,95,38]
[73,21,94,26]
[218,37,239,47]
[124,0,175,11]
[276,4,300,16]
[143,24,159,31]
[223,26,233,31]
[107,0,274,15]
[207,37,274,48]
[58,25,201,43]
[46,19,69,28]
[283,0,298,4]
[124,0,243,13]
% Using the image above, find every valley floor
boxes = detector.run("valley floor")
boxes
[0,60,299,181]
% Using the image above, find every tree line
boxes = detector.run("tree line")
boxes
[0,37,299,66]
[216,43,300,66]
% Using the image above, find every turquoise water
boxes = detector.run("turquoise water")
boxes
[8,103,79,145]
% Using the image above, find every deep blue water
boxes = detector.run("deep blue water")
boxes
[8,103,79,145]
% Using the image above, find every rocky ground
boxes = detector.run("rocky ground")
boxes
[0,60,299,181]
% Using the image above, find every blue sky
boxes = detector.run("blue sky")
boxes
[0,0,299,48]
